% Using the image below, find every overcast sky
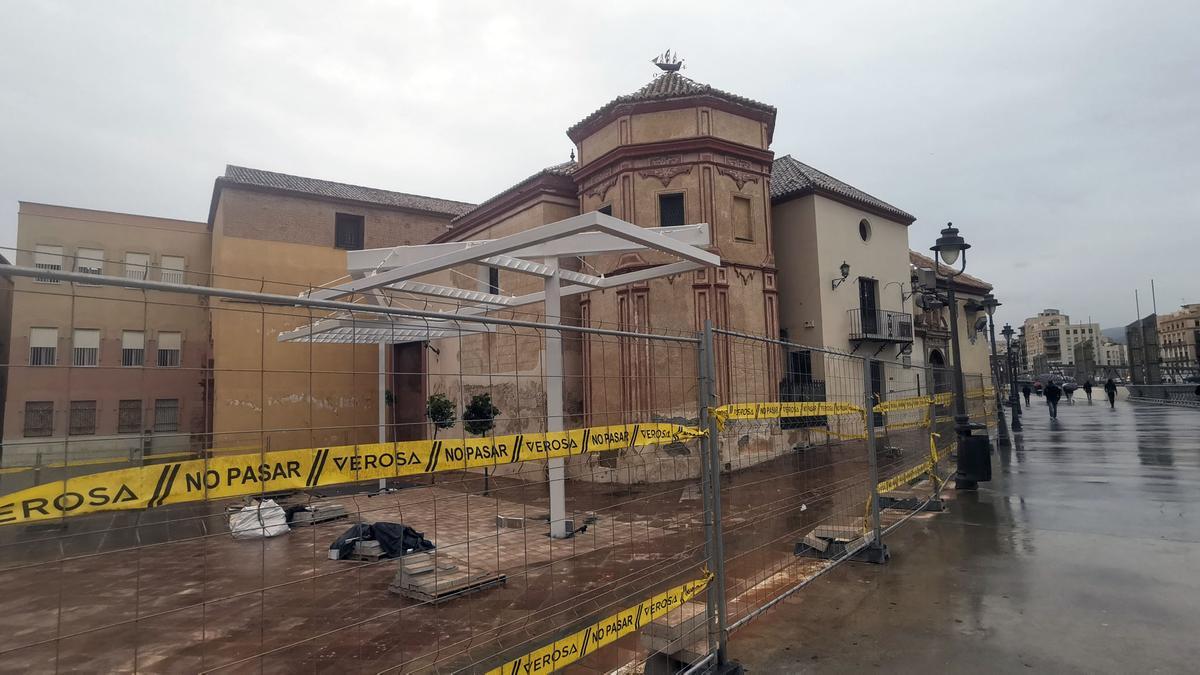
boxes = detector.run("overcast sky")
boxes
[2,0,1197,329]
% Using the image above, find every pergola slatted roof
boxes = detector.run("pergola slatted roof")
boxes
[278,213,719,345]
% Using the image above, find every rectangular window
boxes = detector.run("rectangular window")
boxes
[24,401,54,438]
[154,399,180,433]
[34,245,63,283]
[118,400,143,434]
[75,247,104,284]
[160,255,185,284]
[30,327,57,366]
[732,196,753,241]
[122,330,145,367]
[488,267,500,295]
[69,400,97,436]
[658,193,685,228]
[334,213,365,250]
[157,331,182,367]
[124,252,150,281]
[73,328,100,367]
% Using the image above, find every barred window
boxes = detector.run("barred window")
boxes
[30,327,57,366]
[154,399,179,433]
[160,255,185,284]
[75,248,104,281]
[157,331,181,367]
[124,252,150,281]
[24,401,53,438]
[73,328,100,367]
[122,330,144,367]
[118,400,143,434]
[69,400,97,436]
[34,245,63,283]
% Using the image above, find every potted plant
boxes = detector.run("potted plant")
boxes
[463,393,501,495]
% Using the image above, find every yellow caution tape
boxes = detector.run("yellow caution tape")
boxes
[0,422,703,526]
[1,389,993,526]
[876,460,934,496]
[486,571,713,675]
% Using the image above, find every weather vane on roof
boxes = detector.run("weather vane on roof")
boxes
[652,49,684,72]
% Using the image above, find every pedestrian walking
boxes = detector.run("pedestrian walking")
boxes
[1045,381,1063,419]
[1063,381,1077,403]
[1104,378,1117,409]
[1083,380,1094,403]
[1022,384,1032,406]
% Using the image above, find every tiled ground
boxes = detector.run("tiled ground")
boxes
[0,424,946,674]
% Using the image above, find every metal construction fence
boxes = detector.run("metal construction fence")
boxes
[0,262,993,673]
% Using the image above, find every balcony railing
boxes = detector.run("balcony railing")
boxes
[848,309,914,343]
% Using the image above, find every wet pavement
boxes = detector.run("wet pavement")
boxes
[729,395,1200,673]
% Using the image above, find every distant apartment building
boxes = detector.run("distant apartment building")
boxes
[1022,309,1099,373]
[1098,338,1128,370]
[1073,336,1128,381]
[1156,304,1200,381]
[3,203,211,466]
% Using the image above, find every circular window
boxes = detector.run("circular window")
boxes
[859,219,872,242]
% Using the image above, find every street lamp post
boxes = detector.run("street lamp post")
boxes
[1002,323,1022,432]
[982,293,1010,448]
[931,223,992,490]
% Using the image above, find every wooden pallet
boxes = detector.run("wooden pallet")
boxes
[388,551,506,604]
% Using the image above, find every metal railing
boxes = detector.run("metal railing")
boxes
[848,308,914,342]
[0,261,994,673]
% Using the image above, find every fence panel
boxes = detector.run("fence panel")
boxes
[0,259,999,673]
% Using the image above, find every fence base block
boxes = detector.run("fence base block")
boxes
[879,495,945,512]
[795,537,890,565]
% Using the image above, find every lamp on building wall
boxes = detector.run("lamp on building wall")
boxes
[831,260,851,290]
[930,222,991,489]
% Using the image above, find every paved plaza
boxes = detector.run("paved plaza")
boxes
[730,395,1200,673]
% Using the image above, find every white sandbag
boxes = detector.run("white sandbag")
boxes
[229,499,290,539]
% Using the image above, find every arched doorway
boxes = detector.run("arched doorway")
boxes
[929,349,951,394]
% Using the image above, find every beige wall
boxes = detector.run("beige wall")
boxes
[208,187,457,452]
[772,194,915,401]
[3,203,211,466]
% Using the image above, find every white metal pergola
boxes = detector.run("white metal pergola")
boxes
[279,211,721,537]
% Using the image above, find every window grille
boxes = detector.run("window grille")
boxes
[69,400,97,436]
[30,327,57,366]
[122,330,145,367]
[160,255,185,284]
[118,400,143,434]
[124,252,150,281]
[34,245,63,283]
[73,328,100,366]
[23,401,53,437]
[157,331,181,367]
[154,399,180,433]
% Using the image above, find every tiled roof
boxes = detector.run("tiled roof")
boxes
[909,250,993,292]
[449,160,578,225]
[771,155,915,223]
[222,165,476,217]
[568,72,776,138]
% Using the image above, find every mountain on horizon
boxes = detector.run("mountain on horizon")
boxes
[1101,326,1127,344]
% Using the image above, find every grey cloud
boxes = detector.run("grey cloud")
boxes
[2,0,1197,329]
